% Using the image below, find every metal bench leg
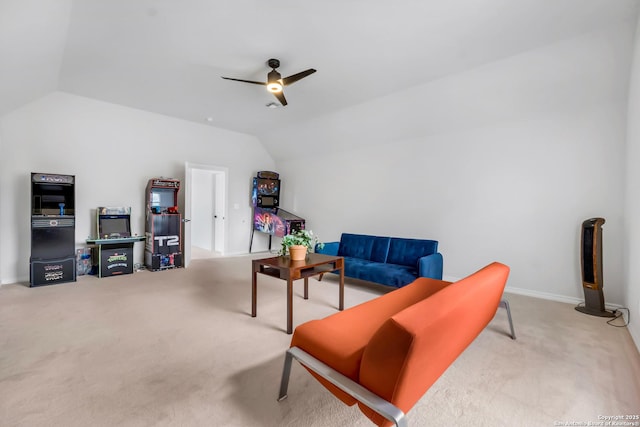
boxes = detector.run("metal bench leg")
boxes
[278,349,294,401]
[278,347,407,427]
[499,299,516,340]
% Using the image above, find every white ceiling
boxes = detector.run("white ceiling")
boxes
[1,0,639,140]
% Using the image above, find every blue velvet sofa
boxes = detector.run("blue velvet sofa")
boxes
[315,233,443,288]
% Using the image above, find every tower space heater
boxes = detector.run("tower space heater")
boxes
[575,217,615,317]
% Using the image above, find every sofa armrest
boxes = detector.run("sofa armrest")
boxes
[418,252,443,280]
[316,241,339,256]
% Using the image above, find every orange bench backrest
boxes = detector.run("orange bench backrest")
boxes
[358,262,510,426]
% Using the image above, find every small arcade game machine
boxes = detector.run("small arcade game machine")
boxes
[144,177,183,271]
[30,172,76,286]
[249,171,305,252]
[86,207,145,278]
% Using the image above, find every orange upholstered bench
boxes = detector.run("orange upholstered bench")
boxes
[278,262,511,427]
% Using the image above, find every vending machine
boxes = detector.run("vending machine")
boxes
[144,178,183,271]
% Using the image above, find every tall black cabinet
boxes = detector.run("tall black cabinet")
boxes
[30,172,76,286]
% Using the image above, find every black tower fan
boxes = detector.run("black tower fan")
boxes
[575,217,615,317]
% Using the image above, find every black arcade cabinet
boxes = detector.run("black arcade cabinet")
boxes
[144,178,183,271]
[30,172,76,286]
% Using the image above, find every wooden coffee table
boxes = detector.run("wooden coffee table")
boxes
[252,253,345,334]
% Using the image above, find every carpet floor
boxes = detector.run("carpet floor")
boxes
[1,254,639,426]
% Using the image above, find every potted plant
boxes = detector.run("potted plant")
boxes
[280,229,324,260]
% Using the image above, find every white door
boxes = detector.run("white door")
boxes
[214,174,225,252]
[191,169,214,252]
[184,162,228,267]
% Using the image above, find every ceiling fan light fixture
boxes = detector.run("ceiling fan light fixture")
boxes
[267,81,283,93]
[267,68,283,92]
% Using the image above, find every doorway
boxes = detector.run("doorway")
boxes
[184,162,228,267]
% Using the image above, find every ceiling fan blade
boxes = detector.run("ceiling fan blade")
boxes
[273,91,288,106]
[282,69,316,86]
[221,76,266,86]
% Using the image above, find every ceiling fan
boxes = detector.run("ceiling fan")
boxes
[221,58,316,106]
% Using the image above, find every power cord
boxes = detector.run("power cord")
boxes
[607,307,630,328]
[574,302,630,327]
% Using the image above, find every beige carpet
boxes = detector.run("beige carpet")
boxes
[1,255,639,427]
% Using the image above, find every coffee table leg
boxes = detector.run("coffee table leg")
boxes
[287,278,293,334]
[304,277,309,299]
[252,269,257,317]
[339,264,344,311]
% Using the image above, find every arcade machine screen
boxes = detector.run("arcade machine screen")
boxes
[150,188,177,212]
[256,178,279,195]
[252,175,281,209]
[99,216,131,239]
[32,182,75,216]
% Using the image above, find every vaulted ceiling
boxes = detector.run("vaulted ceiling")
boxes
[1,0,639,143]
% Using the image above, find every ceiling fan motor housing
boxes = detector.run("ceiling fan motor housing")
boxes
[268,58,280,69]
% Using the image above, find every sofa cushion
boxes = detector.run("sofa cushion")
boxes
[290,277,451,406]
[386,237,438,267]
[325,257,422,288]
[338,233,390,263]
[359,262,419,288]
[342,257,380,281]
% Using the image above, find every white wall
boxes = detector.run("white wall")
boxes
[0,131,3,282]
[624,15,640,348]
[0,92,275,284]
[0,0,72,116]
[272,23,634,306]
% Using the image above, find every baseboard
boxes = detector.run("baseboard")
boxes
[1,276,23,286]
[504,285,624,311]
[444,275,626,318]
[629,324,640,353]
[224,251,253,257]
[504,285,636,334]
[445,275,581,304]
[229,250,278,257]
[444,276,582,304]
[504,285,583,306]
